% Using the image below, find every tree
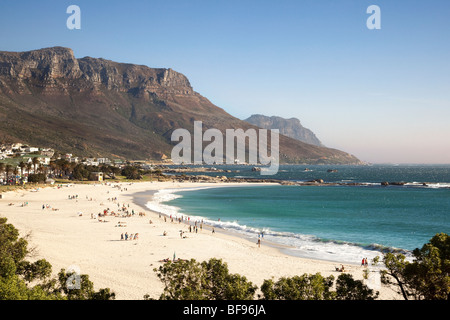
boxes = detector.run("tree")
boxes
[121,165,142,180]
[31,157,40,173]
[71,164,89,181]
[27,173,46,183]
[26,162,32,176]
[0,218,115,300]
[375,233,450,300]
[153,258,257,300]
[408,233,450,300]
[0,217,59,300]
[260,273,336,300]
[201,258,257,300]
[55,269,115,300]
[13,167,19,181]
[49,160,58,177]
[335,273,379,300]
[19,161,26,178]
[5,164,12,184]
[0,162,5,179]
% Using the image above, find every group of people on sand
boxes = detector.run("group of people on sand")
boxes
[361,257,369,267]
[42,203,58,211]
[121,232,138,241]
[335,265,346,272]
[159,213,206,236]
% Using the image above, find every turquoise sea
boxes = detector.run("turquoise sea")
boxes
[147,165,450,264]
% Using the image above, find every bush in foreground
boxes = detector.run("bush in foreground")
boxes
[0,217,115,300]
[374,232,449,300]
[152,257,378,300]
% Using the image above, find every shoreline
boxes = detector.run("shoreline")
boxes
[131,184,300,259]
[0,180,402,300]
[139,183,412,263]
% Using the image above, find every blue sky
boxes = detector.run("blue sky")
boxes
[1,0,449,164]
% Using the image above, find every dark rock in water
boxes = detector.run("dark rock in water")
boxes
[381,181,389,186]
[390,182,406,186]
[252,167,261,172]
[307,179,323,183]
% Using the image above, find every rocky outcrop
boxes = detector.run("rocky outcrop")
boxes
[0,47,193,97]
[245,114,323,147]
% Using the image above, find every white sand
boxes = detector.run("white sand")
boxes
[0,181,401,300]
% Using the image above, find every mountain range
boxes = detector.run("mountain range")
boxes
[0,47,361,164]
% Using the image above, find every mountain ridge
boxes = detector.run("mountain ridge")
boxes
[245,114,324,147]
[0,46,361,164]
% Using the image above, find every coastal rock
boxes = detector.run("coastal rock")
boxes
[390,182,406,186]
[244,114,324,147]
[307,179,324,184]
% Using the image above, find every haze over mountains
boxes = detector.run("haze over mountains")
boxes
[0,47,361,164]
[244,114,324,147]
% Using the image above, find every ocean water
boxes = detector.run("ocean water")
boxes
[147,165,450,264]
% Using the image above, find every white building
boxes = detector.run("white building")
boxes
[24,147,39,153]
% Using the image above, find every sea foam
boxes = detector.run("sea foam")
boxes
[146,187,413,264]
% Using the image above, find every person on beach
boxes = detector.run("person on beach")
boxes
[212,228,215,234]
[121,233,124,240]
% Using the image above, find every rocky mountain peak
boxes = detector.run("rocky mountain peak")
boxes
[245,114,324,147]
[0,47,193,95]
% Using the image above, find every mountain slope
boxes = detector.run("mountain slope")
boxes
[0,47,361,164]
[245,114,324,147]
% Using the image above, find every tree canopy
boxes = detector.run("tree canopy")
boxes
[0,217,115,300]
[153,258,257,300]
[375,232,449,300]
[152,257,378,300]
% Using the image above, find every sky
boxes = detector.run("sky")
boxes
[0,0,449,164]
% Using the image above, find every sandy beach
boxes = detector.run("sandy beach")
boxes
[0,181,401,300]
